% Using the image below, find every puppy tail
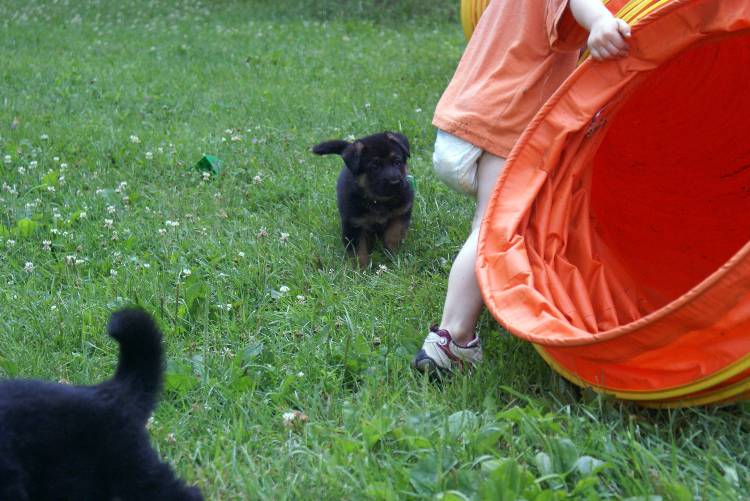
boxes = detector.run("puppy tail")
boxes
[312,139,350,156]
[107,308,164,419]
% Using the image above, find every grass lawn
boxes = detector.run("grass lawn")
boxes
[1,0,749,498]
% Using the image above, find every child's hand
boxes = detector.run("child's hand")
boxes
[587,15,631,60]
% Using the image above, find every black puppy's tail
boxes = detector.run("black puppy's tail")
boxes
[107,308,164,421]
[312,139,350,156]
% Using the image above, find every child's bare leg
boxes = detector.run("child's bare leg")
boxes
[439,153,506,345]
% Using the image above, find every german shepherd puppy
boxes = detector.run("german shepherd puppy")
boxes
[0,309,203,500]
[312,132,414,268]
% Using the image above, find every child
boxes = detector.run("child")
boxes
[412,0,631,375]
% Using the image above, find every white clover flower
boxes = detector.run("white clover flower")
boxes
[65,255,77,265]
[3,155,11,164]
[158,228,167,235]
[415,107,423,113]
[296,295,306,304]
[279,285,290,294]
[42,240,52,251]
[104,218,113,229]
[106,205,116,214]
[180,268,192,278]
[111,231,119,241]
[59,163,68,170]
[79,211,87,219]
[95,188,105,196]
[23,262,34,273]
[376,264,388,275]
[17,166,25,175]
[29,160,38,168]
[201,171,211,181]
[165,220,180,228]
[6,239,16,248]
[50,228,61,235]
[256,227,268,238]
[364,102,371,109]
[142,262,151,269]
[47,186,55,193]
[75,258,85,266]
[279,232,289,243]
[224,128,233,134]
[252,175,262,185]
[282,410,308,428]
[129,135,140,144]
[237,251,245,258]
[40,134,49,141]
[231,135,242,142]
[109,269,118,277]
[53,156,60,162]
[51,304,57,311]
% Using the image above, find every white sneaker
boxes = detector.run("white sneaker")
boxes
[411,326,482,377]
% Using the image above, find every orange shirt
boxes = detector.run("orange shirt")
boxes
[433,0,624,158]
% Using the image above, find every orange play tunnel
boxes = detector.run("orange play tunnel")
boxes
[459,0,490,40]
[472,0,750,407]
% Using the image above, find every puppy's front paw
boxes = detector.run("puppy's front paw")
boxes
[383,217,411,253]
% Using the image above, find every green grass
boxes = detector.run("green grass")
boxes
[1,0,749,499]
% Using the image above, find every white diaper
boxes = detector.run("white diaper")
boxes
[432,129,483,196]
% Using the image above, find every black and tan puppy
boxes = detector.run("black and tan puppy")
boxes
[0,308,203,500]
[313,132,414,268]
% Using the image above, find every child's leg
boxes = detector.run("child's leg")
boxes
[412,148,505,375]
[439,152,506,345]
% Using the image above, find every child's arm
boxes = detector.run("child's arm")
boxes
[569,0,631,60]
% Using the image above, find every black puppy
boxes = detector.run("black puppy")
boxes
[313,132,414,268]
[0,308,203,500]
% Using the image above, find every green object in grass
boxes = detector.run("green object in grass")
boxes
[407,174,416,191]
[195,155,222,175]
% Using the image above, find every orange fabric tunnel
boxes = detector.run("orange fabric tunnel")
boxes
[473,0,750,407]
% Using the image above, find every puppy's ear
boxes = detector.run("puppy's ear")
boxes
[342,141,364,173]
[312,139,350,156]
[386,132,410,158]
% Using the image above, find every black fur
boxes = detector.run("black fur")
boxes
[0,308,203,501]
[312,132,414,268]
